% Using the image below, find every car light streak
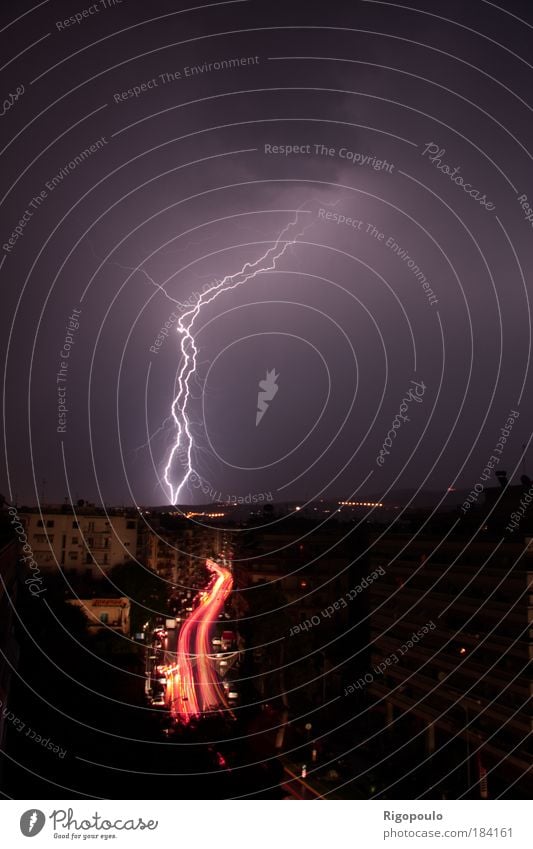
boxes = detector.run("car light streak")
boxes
[164,559,233,724]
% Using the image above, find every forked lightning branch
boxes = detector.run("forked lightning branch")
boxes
[163,211,310,504]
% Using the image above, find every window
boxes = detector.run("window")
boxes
[34,534,51,544]
[103,554,108,565]
[126,520,136,529]
[70,552,78,560]
[46,520,54,527]
[71,537,78,545]
[99,613,109,624]
[37,520,44,527]
[88,522,95,532]
[72,521,78,529]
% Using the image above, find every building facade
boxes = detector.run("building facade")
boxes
[366,531,532,797]
[20,509,138,579]
[146,522,223,589]
[67,597,131,635]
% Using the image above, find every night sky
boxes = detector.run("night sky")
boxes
[2,0,533,507]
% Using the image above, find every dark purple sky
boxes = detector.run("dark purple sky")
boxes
[2,0,532,506]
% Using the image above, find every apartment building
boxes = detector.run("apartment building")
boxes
[147,522,223,589]
[67,597,131,635]
[366,529,532,797]
[20,509,138,579]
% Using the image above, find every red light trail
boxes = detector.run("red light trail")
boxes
[165,559,233,724]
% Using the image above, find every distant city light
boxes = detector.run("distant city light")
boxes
[185,511,226,519]
[338,501,384,508]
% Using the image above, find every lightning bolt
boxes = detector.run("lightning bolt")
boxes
[163,208,312,504]
[28,812,38,833]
